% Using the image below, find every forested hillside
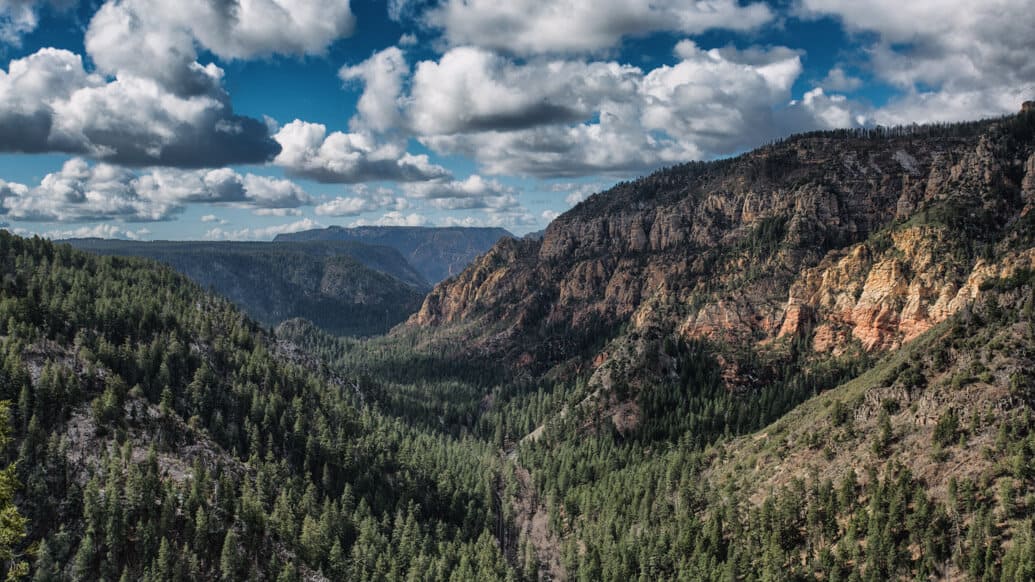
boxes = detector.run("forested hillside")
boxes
[0,233,511,580]
[396,109,1035,580]
[65,239,428,337]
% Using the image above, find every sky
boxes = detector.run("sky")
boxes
[0,0,1031,240]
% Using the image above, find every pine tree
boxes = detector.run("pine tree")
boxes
[873,410,893,457]
[276,562,299,582]
[0,402,27,580]
[219,529,242,581]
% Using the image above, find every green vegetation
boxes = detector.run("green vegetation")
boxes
[0,233,509,580]
[4,111,1035,581]
[66,239,428,337]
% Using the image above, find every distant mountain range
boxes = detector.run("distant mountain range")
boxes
[64,238,429,336]
[275,225,512,283]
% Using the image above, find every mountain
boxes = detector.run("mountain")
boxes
[275,226,512,283]
[65,239,428,337]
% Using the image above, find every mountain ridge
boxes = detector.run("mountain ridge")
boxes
[65,238,428,337]
[275,225,513,283]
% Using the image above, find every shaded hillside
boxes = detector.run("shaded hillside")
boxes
[275,226,512,283]
[65,239,428,337]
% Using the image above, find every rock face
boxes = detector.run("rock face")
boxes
[410,112,1035,381]
[781,228,1035,354]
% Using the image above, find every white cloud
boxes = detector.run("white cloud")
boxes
[403,175,520,211]
[412,42,831,177]
[204,218,323,241]
[409,47,614,135]
[437,211,539,231]
[426,0,773,56]
[550,182,608,206]
[783,88,865,132]
[0,0,39,46]
[0,158,311,223]
[818,66,863,92]
[799,0,1035,124]
[273,119,450,183]
[351,211,428,227]
[1,159,176,222]
[340,47,409,133]
[0,1,350,166]
[42,223,152,240]
[315,186,408,217]
[0,48,279,166]
[239,174,312,208]
[404,175,510,199]
[252,208,302,217]
[0,0,73,46]
[86,0,354,94]
[200,214,227,224]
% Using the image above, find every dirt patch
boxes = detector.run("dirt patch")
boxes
[506,459,566,581]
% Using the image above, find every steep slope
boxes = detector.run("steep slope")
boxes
[66,239,428,337]
[510,289,1035,581]
[0,232,512,581]
[275,225,512,283]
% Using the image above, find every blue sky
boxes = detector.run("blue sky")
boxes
[0,0,1031,239]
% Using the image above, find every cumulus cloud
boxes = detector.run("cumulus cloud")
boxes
[408,47,617,135]
[437,212,539,231]
[550,182,608,206]
[798,0,1035,123]
[412,42,836,177]
[351,211,428,227]
[782,88,866,132]
[315,185,409,217]
[818,66,863,93]
[0,0,73,46]
[405,46,604,133]
[403,175,520,211]
[86,0,354,94]
[540,209,560,223]
[1,159,176,222]
[204,218,323,241]
[0,0,347,166]
[425,0,773,56]
[0,48,279,166]
[0,158,311,222]
[340,47,410,133]
[42,224,152,240]
[252,208,302,217]
[273,119,450,183]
